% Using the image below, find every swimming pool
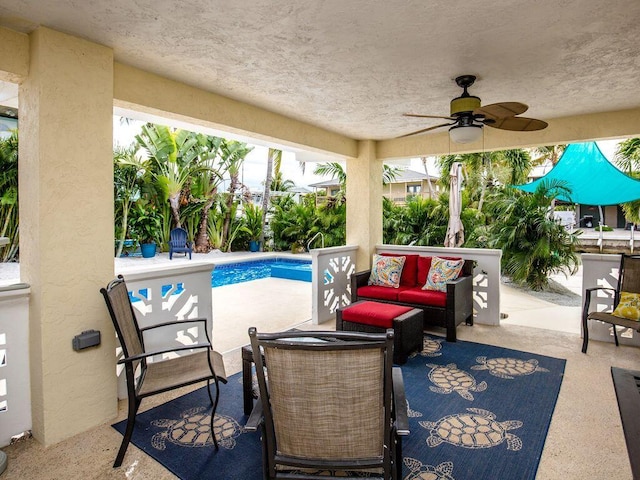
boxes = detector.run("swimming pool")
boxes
[211,258,312,287]
[129,258,312,302]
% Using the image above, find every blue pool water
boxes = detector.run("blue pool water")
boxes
[130,259,311,302]
[211,259,312,287]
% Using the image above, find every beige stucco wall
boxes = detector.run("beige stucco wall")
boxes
[346,140,383,270]
[0,27,29,83]
[18,27,116,446]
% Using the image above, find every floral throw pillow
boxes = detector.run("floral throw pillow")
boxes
[612,291,640,321]
[422,256,464,292]
[368,254,406,288]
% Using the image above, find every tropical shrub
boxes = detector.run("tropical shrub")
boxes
[0,131,18,261]
[483,180,580,290]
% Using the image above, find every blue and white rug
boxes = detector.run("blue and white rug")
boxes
[113,335,565,479]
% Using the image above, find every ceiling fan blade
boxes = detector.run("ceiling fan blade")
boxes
[475,102,529,119]
[397,122,453,138]
[403,113,455,121]
[486,116,548,131]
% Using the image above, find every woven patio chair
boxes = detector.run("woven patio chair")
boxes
[246,328,409,480]
[582,254,640,353]
[101,275,227,468]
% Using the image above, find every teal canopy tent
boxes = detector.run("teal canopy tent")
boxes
[515,142,640,205]
[514,141,640,251]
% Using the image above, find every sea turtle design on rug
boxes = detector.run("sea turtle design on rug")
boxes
[151,406,243,450]
[420,408,523,450]
[472,356,550,379]
[404,457,456,480]
[407,400,423,418]
[411,337,444,358]
[427,363,487,401]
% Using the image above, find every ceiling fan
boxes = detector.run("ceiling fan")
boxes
[401,75,548,144]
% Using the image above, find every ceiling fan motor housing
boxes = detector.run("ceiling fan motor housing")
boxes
[450,95,481,116]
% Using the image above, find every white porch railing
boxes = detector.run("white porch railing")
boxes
[310,245,358,324]
[581,253,640,347]
[0,283,32,447]
[309,245,502,327]
[375,245,503,326]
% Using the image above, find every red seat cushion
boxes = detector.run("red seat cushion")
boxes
[357,285,411,302]
[398,288,447,308]
[342,301,414,328]
[380,253,419,286]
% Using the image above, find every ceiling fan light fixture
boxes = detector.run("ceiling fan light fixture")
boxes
[449,124,483,144]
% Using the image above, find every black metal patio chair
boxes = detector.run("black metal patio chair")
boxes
[582,254,640,353]
[101,275,227,467]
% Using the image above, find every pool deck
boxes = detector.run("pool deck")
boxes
[115,250,316,356]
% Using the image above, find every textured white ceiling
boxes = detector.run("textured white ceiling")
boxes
[1,0,639,140]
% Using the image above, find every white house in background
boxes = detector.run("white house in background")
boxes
[310,169,440,205]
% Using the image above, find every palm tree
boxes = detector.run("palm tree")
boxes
[484,179,579,290]
[271,171,295,192]
[614,138,640,224]
[420,156,435,198]
[0,130,19,261]
[438,148,532,212]
[533,145,567,166]
[260,148,281,249]
[190,136,224,252]
[219,140,253,248]
[135,124,211,229]
[313,162,399,205]
[113,144,149,257]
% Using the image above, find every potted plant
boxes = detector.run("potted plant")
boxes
[129,203,162,258]
[243,203,264,252]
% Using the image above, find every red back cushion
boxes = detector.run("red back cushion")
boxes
[380,253,419,286]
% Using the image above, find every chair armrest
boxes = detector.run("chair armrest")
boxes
[141,318,212,345]
[392,367,410,436]
[446,274,473,310]
[245,398,263,431]
[350,271,371,302]
[583,287,617,314]
[117,343,211,364]
[140,317,207,333]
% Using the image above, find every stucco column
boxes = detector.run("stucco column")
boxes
[346,140,383,270]
[19,28,116,445]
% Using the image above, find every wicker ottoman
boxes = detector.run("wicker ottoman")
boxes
[336,300,423,364]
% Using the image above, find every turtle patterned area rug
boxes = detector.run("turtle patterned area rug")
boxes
[113,336,565,480]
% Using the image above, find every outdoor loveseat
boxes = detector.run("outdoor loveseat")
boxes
[350,253,474,342]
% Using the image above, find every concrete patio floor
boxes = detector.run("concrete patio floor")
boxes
[1,253,639,479]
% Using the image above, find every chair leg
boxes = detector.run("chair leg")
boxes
[114,396,141,468]
[613,325,620,346]
[208,378,221,451]
[581,316,589,353]
[394,435,403,480]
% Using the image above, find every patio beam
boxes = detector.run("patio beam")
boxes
[113,63,358,160]
[377,107,640,159]
[0,26,29,83]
